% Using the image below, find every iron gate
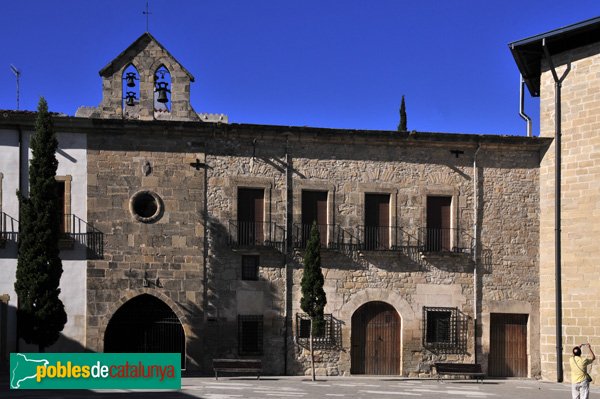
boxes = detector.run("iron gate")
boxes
[104,294,185,369]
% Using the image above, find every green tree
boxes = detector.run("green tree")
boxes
[15,97,67,352]
[398,95,407,131]
[300,222,327,381]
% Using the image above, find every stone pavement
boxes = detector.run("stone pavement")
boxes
[1,376,597,398]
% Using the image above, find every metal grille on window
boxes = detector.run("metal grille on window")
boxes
[238,315,263,355]
[295,313,341,350]
[422,306,467,354]
[241,255,259,281]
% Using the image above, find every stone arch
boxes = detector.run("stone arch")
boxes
[103,291,187,368]
[336,288,418,376]
[99,289,189,351]
[153,63,172,113]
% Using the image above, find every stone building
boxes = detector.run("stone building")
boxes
[8,19,600,379]
[511,16,600,383]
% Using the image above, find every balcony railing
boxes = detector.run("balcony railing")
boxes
[357,225,422,252]
[330,225,361,253]
[419,227,473,254]
[293,223,330,249]
[228,220,285,252]
[0,212,19,246]
[61,214,104,259]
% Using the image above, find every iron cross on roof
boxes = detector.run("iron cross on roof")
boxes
[143,0,152,32]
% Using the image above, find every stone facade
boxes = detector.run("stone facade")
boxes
[0,31,558,379]
[539,41,600,382]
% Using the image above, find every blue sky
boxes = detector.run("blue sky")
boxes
[1,1,599,135]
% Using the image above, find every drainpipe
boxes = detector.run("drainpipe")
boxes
[543,38,566,383]
[519,75,532,137]
[16,124,24,353]
[283,133,293,375]
[473,143,481,364]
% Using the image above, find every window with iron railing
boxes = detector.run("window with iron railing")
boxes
[295,313,342,350]
[241,255,259,281]
[238,315,263,356]
[422,306,468,353]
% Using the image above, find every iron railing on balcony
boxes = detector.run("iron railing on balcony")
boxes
[61,214,104,259]
[330,225,361,253]
[228,220,285,252]
[292,223,330,249]
[0,212,19,245]
[419,227,473,254]
[357,225,422,252]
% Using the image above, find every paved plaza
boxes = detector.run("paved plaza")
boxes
[1,376,596,399]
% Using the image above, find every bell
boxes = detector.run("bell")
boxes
[125,92,136,106]
[157,88,168,103]
[155,82,170,103]
[125,72,137,87]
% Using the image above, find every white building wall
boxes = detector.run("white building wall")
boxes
[0,128,87,352]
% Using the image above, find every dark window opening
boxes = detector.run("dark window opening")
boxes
[133,192,158,218]
[56,180,67,233]
[364,193,390,250]
[241,255,259,281]
[425,196,452,251]
[295,313,341,349]
[422,306,467,353]
[301,190,328,247]
[238,315,263,355]
[237,188,265,246]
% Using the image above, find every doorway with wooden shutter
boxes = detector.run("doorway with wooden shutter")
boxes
[489,313,528,377]
[426,196,452,252]
[364,194,390,250]
[351,301,400,375]
[237,188,265,246]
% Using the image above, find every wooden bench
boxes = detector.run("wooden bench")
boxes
[433,363,485,383]
[213,359,262,380]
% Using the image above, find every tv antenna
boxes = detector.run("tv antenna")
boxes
[10,65,20,110]
[143,0,152,32]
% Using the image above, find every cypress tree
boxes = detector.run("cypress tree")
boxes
[300,222,327,381]
[15,97,67,352]
[398,95,407,131]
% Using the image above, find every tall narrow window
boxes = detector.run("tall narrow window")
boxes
[237,188,265,246]
[241,255,259,281]
[364,194,390,250]
[56,180,67,234]
[426,196,452,251]
[238,315,263,355]
[154,65,171,113]
[301,190,327,247]
[122,64,140,112]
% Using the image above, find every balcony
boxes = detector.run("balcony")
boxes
[292,223,332,249]
[228,220,285,252]
[357,225,421,252]
[0,212,19,247]
[60,214,104,259]
[419,227,473,254]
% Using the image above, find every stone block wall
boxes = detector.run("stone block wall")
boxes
[86,125,206,369]
[539,42,600,382]
[203,126,543,376]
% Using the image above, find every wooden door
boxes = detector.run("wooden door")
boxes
[489,313,528,377]
[238,188,264,245]
[301,191,327,246]
[365,194,390,250]
[426,196,451,251]
[351,302,400,375]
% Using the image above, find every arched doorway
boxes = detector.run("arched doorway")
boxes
[104,294,185,368]
[351,301,400,375]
